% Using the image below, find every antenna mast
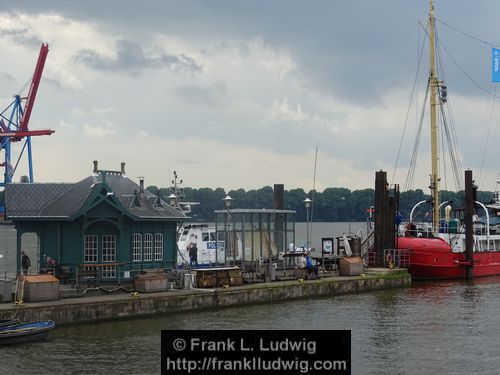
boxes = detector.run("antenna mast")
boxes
[429,0,440,234]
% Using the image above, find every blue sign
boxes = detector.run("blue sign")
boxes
[493,48,500,82]
[207,241,224,249]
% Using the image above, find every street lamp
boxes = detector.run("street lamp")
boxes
[223,195,233,208]
[304,197,312,250]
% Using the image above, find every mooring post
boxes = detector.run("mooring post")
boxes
[374,170,389,267]
[464,170,474,280]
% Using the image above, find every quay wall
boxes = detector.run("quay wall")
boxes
[0,271,410,325]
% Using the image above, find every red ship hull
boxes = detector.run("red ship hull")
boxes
[397,237,500,279]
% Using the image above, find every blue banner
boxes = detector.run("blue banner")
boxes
[493,48,500,82]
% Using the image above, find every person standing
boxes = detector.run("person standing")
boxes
[21,251,31,275]
[189,242,198,267]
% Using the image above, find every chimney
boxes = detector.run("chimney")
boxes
[273,184,284,209]
[121,162,126,175]
[93,160,99,174]
[139,177,144,195]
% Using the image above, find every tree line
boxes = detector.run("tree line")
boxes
[146,185,496,222]
[0,186,495,222]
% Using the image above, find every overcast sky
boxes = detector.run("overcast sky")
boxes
[1,0,500,193]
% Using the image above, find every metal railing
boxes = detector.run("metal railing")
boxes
[356,221,375,257]
[383,248,411,269]
[68,261,170,288]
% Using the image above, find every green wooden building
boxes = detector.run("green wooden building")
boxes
[5,162,186,282]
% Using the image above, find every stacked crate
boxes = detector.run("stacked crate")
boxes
[197,273,216,288]
[134,270,168,292]
[228,269,243,286]
[338,257,364,276]
[22,275,60,302]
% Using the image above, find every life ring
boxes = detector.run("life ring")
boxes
[386,252,393,267]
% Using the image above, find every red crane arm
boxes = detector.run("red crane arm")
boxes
[19,43,49,132]
[0,129,54,139]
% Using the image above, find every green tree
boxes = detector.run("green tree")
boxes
[137,182,500,222]
[146,185,159,196]
[285,188,307,220]
[351,189,375,221]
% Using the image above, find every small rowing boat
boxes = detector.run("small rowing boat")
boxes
[0,318,21,328]
[0,320,55,345]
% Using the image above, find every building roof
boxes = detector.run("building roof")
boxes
[214,208,296,214]
[5,171,186,221]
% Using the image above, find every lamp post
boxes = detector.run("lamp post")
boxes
[304,197,311,250]
[223,195,233,264]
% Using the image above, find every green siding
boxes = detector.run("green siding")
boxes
[12,199,179,279]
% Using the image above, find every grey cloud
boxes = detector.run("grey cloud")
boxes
[0,27,42,47]
[5,1,496,103]
[0,72,15,83]
[44,77,64,90]
[75,39,201,75]
[174,81,227,106]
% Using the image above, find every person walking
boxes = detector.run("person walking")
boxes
[21,251,31,275]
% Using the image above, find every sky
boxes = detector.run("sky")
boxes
[1,0,500,193]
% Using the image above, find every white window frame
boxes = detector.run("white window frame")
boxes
[144,233,153,261]
[133,233,142,262]
[84,235,98,263]
[102,235,116,263]
[154,233,163,261]
[101,265,116,279]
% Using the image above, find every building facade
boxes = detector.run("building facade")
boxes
[5,162,186,282]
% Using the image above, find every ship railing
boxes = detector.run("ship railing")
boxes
[356,221,375,257]
[383,248,411,269]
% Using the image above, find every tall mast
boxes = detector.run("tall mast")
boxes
[429,0,440,233]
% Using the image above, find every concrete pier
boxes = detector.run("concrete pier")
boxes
[0,269,410,325]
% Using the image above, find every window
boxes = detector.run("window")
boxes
[84,235,98,262]
[154,233,163,261]
[101,265,116,279]
[133,233,142,261]
[144,233,153,261]
[102,235,116,279]
[102,235,116,262]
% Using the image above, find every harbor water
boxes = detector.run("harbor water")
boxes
[2,277,500,374]
[2,222,498,374]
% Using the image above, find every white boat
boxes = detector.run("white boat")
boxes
[176,224,242,267]
[170,172,292,268]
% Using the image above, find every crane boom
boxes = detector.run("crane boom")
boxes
[19,43,49,132]
[0,42,54,186]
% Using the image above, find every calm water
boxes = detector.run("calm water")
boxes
[2,277,500,374]
[2,222,499,374]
